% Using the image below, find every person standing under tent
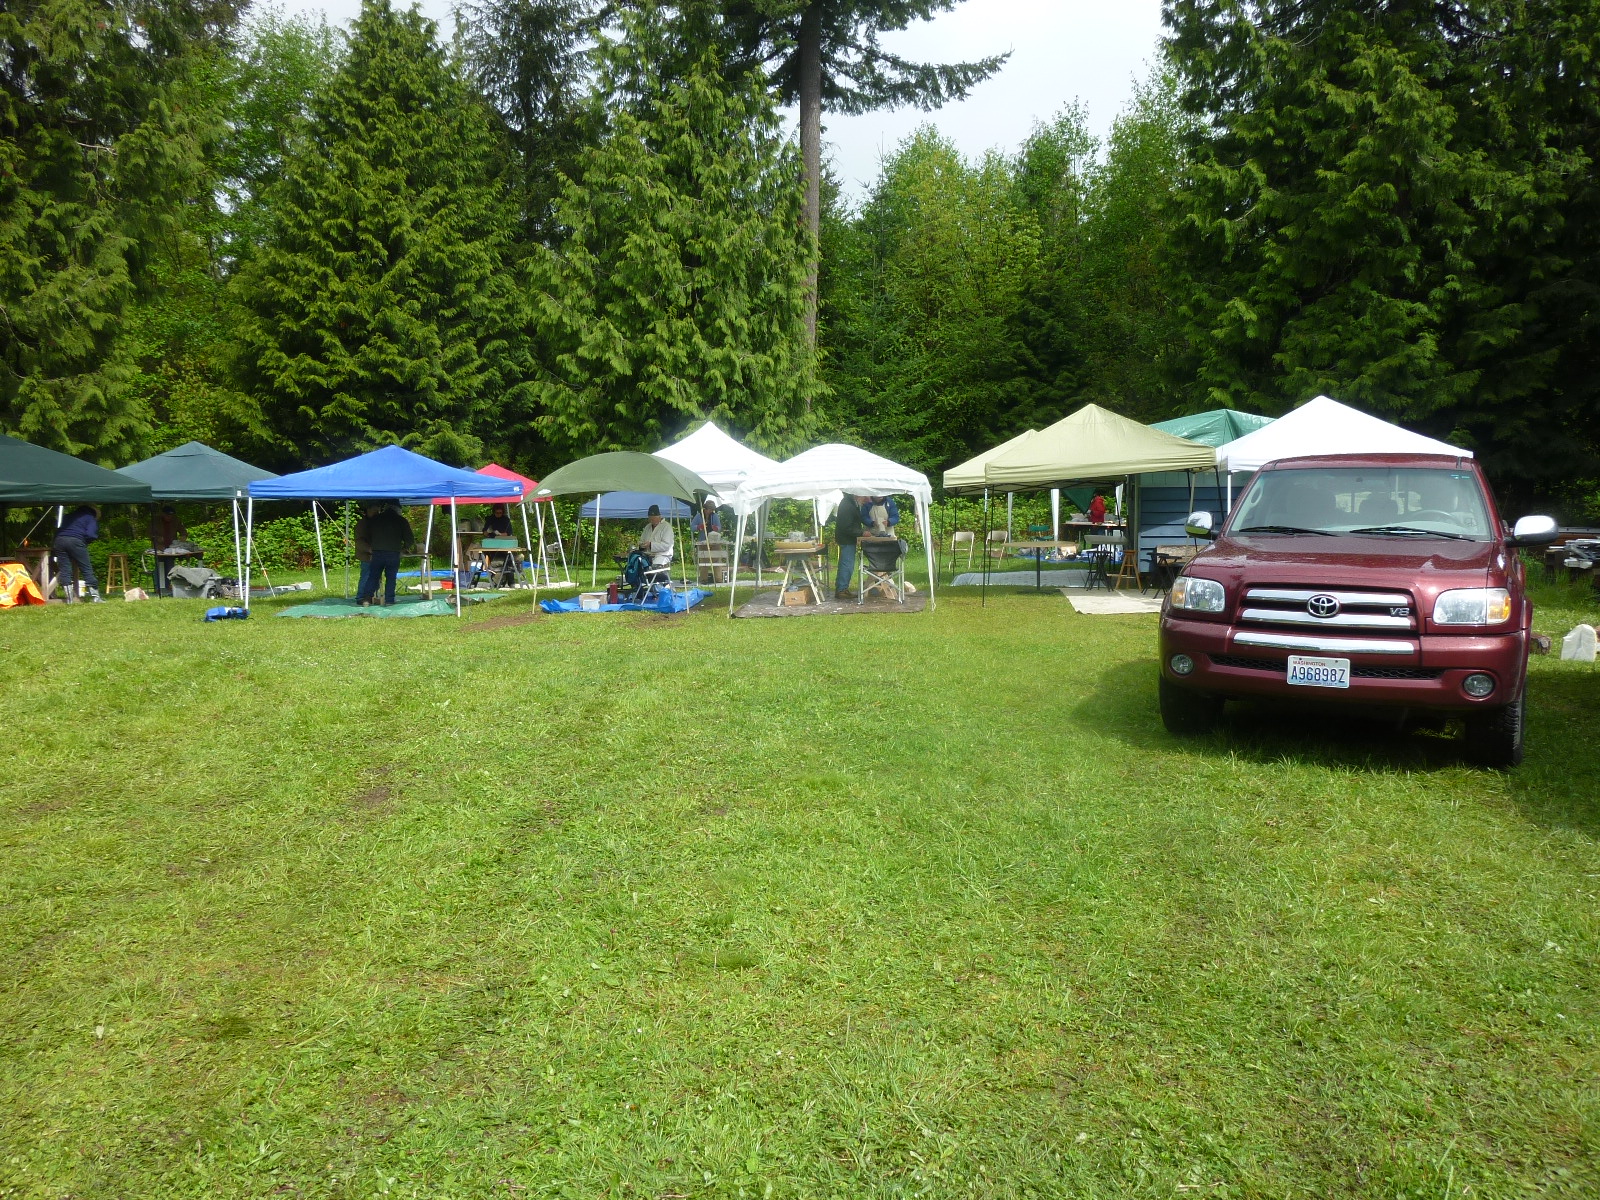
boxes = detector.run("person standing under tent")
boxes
[356,501,414,607]
[53,504,103,603]
[638,504,674,564]
[833,493,867,600]
[1088,493,1107,526]
[353,502,378,601]
[148,504,187,594]
[692,499,721,538]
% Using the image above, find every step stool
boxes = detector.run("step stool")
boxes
[103,552,131,595]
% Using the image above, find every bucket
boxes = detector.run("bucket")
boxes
[579,592,606,611]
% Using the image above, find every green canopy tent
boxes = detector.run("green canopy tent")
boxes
[2,433,154,504]
[117,442,296,595]
[1146,408,1277,527]
[533,452,714,590]
[942,429,1039,567]
[1150,409,1274,448]
[2,434,153,597]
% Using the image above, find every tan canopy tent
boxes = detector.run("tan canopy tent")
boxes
[982,403,1216,487]
[942,429,1038,494]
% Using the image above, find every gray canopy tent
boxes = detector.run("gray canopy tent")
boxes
[117,441,294,595]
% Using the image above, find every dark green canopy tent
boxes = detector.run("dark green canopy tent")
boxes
[1,433,154,504]
[116,441,277,500]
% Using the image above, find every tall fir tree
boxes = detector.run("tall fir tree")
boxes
[0,0,241,460]
[719,1,1007,349]
[456,0,596,245]
[233,0,528,465]
[1165,0,1600,495]
[528,12,818,458]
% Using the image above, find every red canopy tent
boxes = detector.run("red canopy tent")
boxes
[428,463,572,585]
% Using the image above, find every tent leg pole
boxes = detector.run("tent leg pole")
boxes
[982,488,990,608]
[551,505,571,583]
[520,501,537,607]
[728,511,745,615]
[343,501,350,598]
[450,499,461,616]
[591,494,601,588]
[244,498,255,612]
[231,497,243,605]
[311,501,328,589]
[423,503,436,599]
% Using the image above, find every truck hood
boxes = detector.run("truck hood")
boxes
[1192,533,1505,595]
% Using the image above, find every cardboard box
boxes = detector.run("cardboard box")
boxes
[779,586,813,606]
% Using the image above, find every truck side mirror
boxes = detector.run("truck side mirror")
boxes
[1184,511,1218,541]
[1508,515,1559,546]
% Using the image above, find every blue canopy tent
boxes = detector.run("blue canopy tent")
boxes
[247,446,522,616]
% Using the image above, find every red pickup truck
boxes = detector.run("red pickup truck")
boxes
[1157,453,1559,767]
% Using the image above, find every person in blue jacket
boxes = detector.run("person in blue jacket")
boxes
[54,504,103,603]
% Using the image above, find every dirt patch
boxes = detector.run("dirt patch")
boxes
[13,798,67,819]
[351,765,396,812]
[468,613,543,633]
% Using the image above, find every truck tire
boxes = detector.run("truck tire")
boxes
[1464,691,1525,769]
[1159,675,1222,735]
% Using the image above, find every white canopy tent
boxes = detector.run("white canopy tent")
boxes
[727,443,936,613]
[654,422,781,503]
[1217,395,1472,474]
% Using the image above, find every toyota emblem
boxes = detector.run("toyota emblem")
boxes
[1306,594,1341,619]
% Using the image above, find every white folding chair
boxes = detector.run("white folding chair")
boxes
[950,530,975,569]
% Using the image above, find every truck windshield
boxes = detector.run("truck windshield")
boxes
[1230,467,1492,540]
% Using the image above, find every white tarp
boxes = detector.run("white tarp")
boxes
[1216,395,1472,474]
[727,443,936,611]
[654,422,780,503]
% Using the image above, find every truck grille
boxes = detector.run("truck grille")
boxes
[1239,587,1417,632]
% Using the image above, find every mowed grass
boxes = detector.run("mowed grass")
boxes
[2,581,1598,1199]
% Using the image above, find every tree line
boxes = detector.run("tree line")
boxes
[3,0,1596,508]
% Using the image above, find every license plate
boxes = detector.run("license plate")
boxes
[1287,655,1350,689]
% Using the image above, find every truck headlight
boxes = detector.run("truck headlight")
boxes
[1433,588,1512,626]
[1169,575,1226,613]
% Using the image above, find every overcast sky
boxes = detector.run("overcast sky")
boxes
[271,0,1168,203]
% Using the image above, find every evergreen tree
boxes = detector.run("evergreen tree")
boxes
[1165,0,1600,493]
[528,15,818,458]
[456,0,596,244]
[0,0,241,460]
[233,0,529,464]
[821,129,1040,474]
[720,1,1007,347]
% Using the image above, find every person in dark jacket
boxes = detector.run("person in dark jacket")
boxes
[482,504,514,538]
[54,505,103,603]
[833,493,868,599]
[355,501,416,606]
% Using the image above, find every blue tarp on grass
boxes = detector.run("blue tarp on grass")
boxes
[540,588,711,615]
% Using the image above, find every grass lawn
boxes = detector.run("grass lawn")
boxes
[3,578,1598,1198]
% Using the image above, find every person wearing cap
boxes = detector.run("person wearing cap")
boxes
[54,504,103,603]
[638,503,674,565]
[355,500,415,606]
[691,499,721,538]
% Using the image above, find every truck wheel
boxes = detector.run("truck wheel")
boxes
[1159,675,1221,735]
[1464,691,1525,769]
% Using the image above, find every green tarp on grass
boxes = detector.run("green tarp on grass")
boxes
[277,595,506,618]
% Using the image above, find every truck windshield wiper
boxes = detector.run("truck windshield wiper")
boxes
[1235,524,1336,536]
[1349,524,1474,541]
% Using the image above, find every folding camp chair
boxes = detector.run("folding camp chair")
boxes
[858,538,907,604]
[950,530,975,569]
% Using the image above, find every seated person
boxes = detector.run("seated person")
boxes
[482,504,513,538]
[638,503,674,565]
[691,499,721,538]
[862,495,900,535]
